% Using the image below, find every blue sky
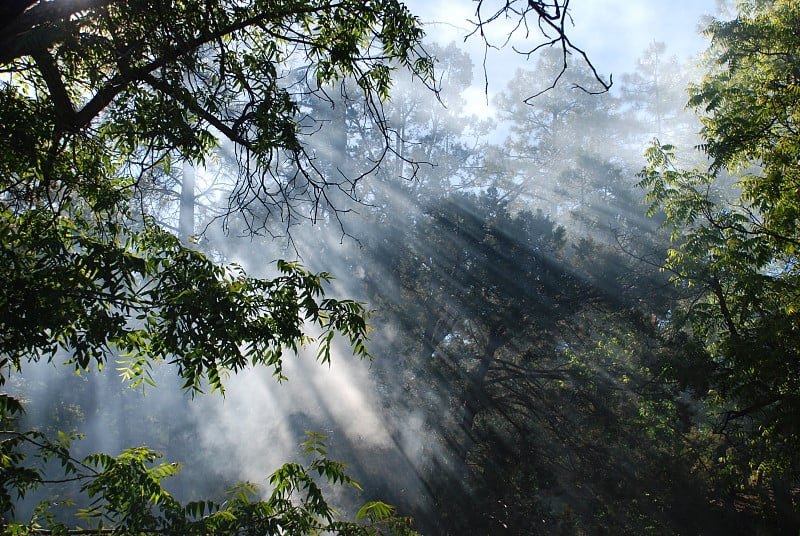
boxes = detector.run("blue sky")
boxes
[568,0,719,75]
[407,0,720,110]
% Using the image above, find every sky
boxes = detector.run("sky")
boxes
[566,0,719,75]
[407,0,720,113]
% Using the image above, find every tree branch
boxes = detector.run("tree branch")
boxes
[708,274,741,343]
[0,0,118,63]
[34,4,329,133]
[141,73,253,149]
[715,395,781,434]
[31,49,74,123]
[470,0,612,99]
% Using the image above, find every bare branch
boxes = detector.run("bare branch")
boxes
[469,0,612,100]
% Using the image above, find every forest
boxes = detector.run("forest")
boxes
[2,0,800,534]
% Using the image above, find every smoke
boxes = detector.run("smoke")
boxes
[6,9,715,529]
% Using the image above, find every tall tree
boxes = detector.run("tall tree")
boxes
[639,0,800,530]
[492,52,639,242]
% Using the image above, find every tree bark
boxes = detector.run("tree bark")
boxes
[459,325,505,457]
[179,161,195,241]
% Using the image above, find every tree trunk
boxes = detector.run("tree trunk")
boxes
[459,325,505,457]
[773,478,800,536]
[179,161,195,241]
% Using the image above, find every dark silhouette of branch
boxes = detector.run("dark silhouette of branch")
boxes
[715,395,781,434]
[467,0,612,101]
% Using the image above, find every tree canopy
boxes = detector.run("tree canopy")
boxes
[638,0,800,530]
[1,0,433,531]
[0,0,617,532]
[0,0,435,397]
[13,0,800,534]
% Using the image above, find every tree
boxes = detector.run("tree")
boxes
[0,0,438,391]
[352,181,735,534]
[638,0,800,530]
[620,41,699,143]
[0,0,434,531]
[0,0,613,531]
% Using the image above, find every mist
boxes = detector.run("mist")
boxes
[8,7,722,535]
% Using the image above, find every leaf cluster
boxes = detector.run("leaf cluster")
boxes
[0,0,434,235]
[1,207,371,394]
[636,1,800,520]
[2,412,416,536]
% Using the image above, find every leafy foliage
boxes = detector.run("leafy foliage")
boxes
[638,1,800,529]
[1,211,370,393]
[0,0,434,532]
[691,0,800,242]
[1,416,416,536]
[0,0,434,385]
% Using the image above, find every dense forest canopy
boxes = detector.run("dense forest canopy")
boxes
[0,0,430,532]
[3,0,800,535]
